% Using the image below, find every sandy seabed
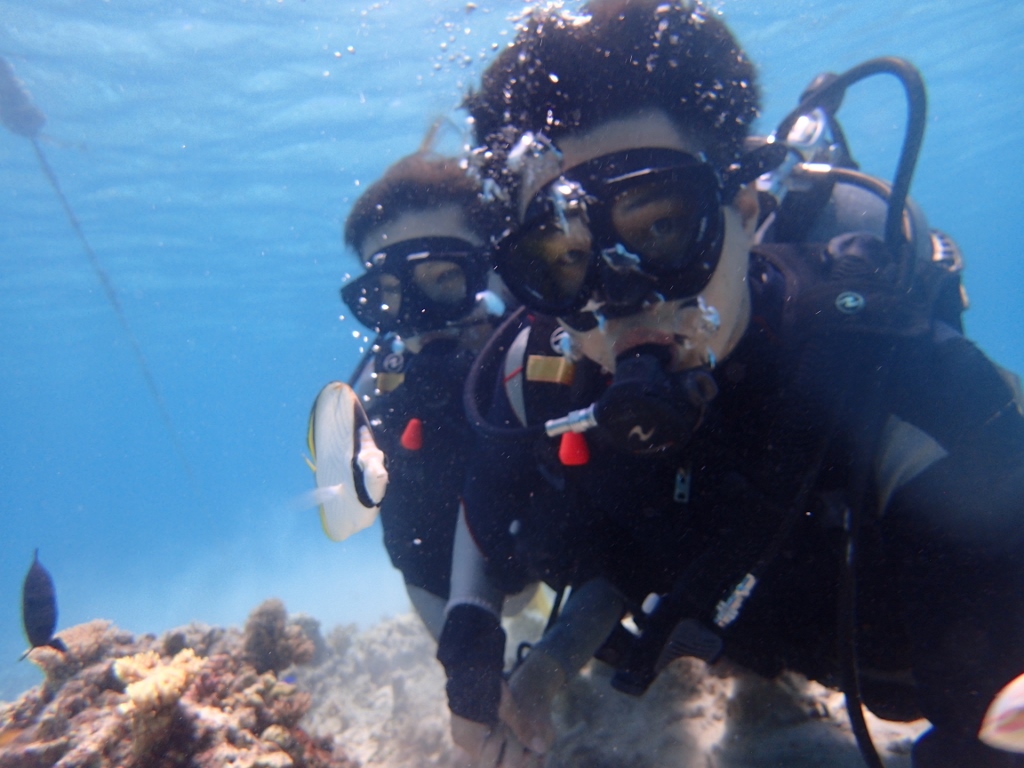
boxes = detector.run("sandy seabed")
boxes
[0,601,928,767]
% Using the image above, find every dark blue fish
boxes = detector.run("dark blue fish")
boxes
[20,549,66,659]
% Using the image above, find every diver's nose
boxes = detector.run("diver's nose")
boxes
[596,244,659,309]
[614,343,673,371]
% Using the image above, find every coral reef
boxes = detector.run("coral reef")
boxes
[244,599,316,675]
[115,648,204,757]
[541,657,925,767]
[0,603,352,768]
[295,613,928,768]
[294,617,459,767]
[0,604,928,768]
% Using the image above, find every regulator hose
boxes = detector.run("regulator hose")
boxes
[775,57,927,288]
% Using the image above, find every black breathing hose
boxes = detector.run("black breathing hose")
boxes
[775,57,927,288]
[462,305,544,441]
[346,333,385,388]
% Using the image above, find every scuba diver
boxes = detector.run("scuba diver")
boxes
[311,148,536,643]
[434,2,1024,767]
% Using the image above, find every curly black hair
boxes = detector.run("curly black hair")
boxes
[465,0,760,212]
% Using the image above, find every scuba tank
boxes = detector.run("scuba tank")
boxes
[755,58,966,331]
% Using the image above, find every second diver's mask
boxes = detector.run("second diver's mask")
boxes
[494,148,726,331]
[340,236,491,336]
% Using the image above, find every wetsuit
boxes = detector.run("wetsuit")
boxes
[353,336,479,638]
[437,244,1024,766]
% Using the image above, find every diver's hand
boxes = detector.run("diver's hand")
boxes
[501,650,565,754]
[451,714,542,768]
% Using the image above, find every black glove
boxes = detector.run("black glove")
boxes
[437,603,506,724]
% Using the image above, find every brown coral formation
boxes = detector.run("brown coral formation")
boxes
[0,603,353,768]
[243,599,316,674]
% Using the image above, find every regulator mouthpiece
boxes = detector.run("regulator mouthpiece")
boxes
[595,347,714,454]
[545,346,717,454]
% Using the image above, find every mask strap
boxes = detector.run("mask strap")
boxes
[721,143,788,202]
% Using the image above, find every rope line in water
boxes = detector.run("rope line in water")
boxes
[30,139,196,486]
[3,55,194,486]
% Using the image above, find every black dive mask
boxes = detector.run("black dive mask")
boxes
[494,148,725,332]
[341,237,490,335]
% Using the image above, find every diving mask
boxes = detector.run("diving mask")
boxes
[341,237,490,335]
[494,148,725,331]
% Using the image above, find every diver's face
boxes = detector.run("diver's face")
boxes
[517,111,758,373]
[359,205,481,322]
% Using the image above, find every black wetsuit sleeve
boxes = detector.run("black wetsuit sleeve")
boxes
[884,439,1024,737]
[881,332,1024,737]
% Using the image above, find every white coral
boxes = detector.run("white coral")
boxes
[114,648,203,756]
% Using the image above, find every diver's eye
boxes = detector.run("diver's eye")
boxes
[557,247,591,268]
[376,273,402,316]
[611,184,700,269]
[651,215,680,238]
[412,261,468,305]
[510,218,593,304]
[535,219,592,279]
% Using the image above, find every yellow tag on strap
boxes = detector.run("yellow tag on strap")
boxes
[525,355,575,386]
[375,372,405,393]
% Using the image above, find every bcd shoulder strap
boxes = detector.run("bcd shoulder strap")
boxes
[502,314,599,428]
[752,233,961,344]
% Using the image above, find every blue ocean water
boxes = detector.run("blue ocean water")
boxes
[1,0,1021,701]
